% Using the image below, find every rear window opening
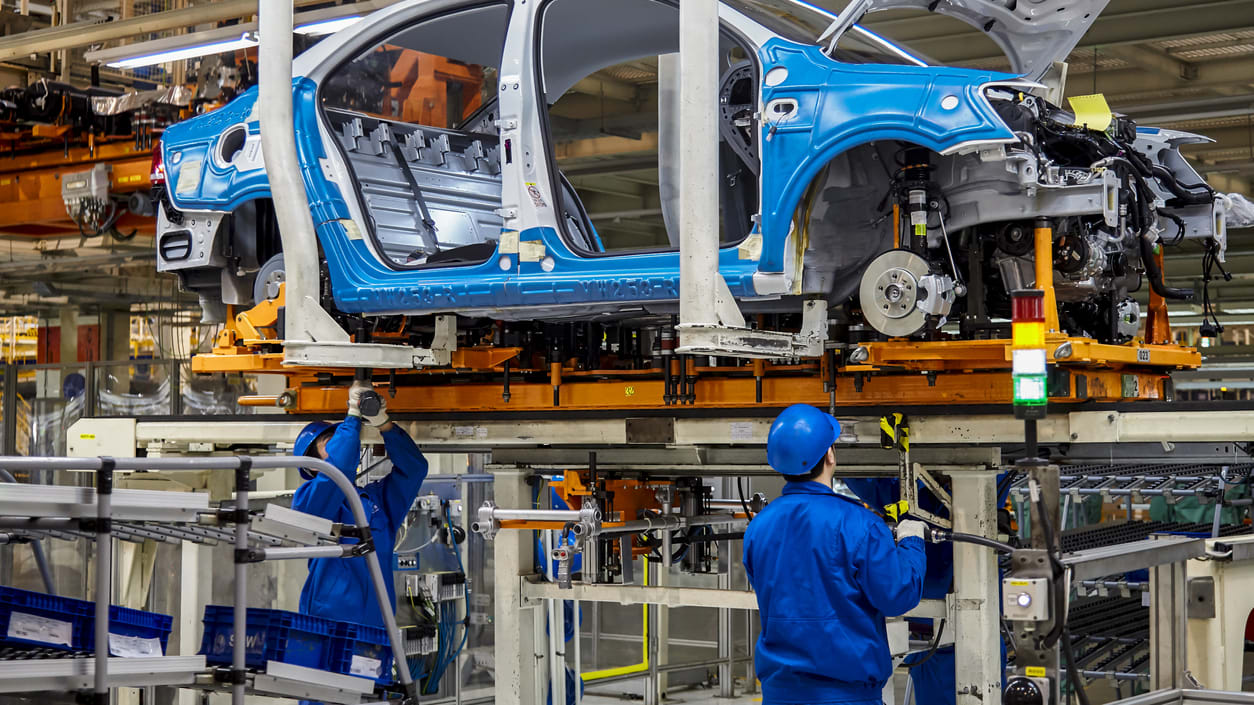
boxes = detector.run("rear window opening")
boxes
[318,3,510,270]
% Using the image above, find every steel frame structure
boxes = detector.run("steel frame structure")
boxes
[63,405,1254,705]
[0,454,416,704]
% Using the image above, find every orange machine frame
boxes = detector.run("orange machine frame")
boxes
[195,219,1198,414]
[0,138,156,239]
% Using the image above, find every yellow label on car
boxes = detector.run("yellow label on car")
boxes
[1025,666,1046,678]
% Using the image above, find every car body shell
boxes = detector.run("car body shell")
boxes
[156,0,1222,323]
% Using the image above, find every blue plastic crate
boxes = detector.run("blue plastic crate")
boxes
[0,586,91,651]
[199,605,337,671]
[328,621,394,684]
[87,605,174,657]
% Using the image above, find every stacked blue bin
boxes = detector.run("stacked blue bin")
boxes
[0,586,172,655]
[200,605,393,683]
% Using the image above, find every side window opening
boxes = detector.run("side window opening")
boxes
[540,0,758,254]
[319,4,509,269]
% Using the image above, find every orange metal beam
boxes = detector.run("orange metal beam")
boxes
[859,337,1200,371]
[1034,221,1061,334]
[279,364,1169,415]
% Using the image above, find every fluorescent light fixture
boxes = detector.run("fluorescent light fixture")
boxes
[1222,307,1254,314]
[86,0,396,68]
[106,32,257,69]
[1167,309,1201,317]
[295,16,362,35]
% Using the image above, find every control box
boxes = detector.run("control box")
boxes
[1002,577,1051,621]
[406,571,466,602]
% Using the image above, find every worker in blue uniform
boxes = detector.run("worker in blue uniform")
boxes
[292,381,429,630]
[844,474,1011,705]
[744,404,928,705]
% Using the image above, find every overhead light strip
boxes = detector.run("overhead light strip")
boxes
[106,33,258,69]
[86,0,392,68]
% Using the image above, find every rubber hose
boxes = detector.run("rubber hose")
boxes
[1123,148,1155,178]
[1032,489,1066,650]
[906,619,946,670]
[946,531,1016,554]
[0,469,55,595]
[1062,629,1094,705]
[1140,233,1195,300]
[1152,165,1213,206]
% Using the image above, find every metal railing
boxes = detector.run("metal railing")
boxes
[0,454,418,703]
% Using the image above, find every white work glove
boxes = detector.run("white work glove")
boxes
[347,380,371,417]
[362,393,390,428]
[896,519,927,543]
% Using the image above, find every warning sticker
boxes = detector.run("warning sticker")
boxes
[729,421,755,442]
[525,182,548,209]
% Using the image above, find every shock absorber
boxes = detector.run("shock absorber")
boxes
[908,188,929,253]
[898,148,933,254]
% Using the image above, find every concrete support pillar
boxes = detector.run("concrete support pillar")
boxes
[100,309,132,405]
[101,308,131,362]
[58,308,77,364]
[494,467,541,705]
[950,470,1003,705]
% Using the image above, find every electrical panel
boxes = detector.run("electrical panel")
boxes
[407,571,466,602]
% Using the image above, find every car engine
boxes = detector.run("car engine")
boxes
[812,87,1225,346]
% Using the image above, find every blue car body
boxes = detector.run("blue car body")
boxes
[155,0,1223,347]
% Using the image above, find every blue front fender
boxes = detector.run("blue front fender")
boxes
[756,41,1017,275]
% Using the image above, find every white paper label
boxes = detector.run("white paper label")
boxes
[729,422,754,442]
[175,159,202,195]
[109,633,163,658]
[350,654,382,678]
[453,425,475,437]
[7,611,72,647]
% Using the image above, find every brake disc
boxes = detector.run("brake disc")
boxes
[858,249,931,337]
[252,253,286,305]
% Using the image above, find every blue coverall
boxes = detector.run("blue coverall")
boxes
[292,415,429,629]
[844,477,1010,705]
[743,480,927,705]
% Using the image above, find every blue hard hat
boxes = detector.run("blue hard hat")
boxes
[766,404,842,475]
[295,421,337,479]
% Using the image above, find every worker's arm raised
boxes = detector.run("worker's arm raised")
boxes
[292,416,363,520]
[853,518,926,617]
[377,423,430,527]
